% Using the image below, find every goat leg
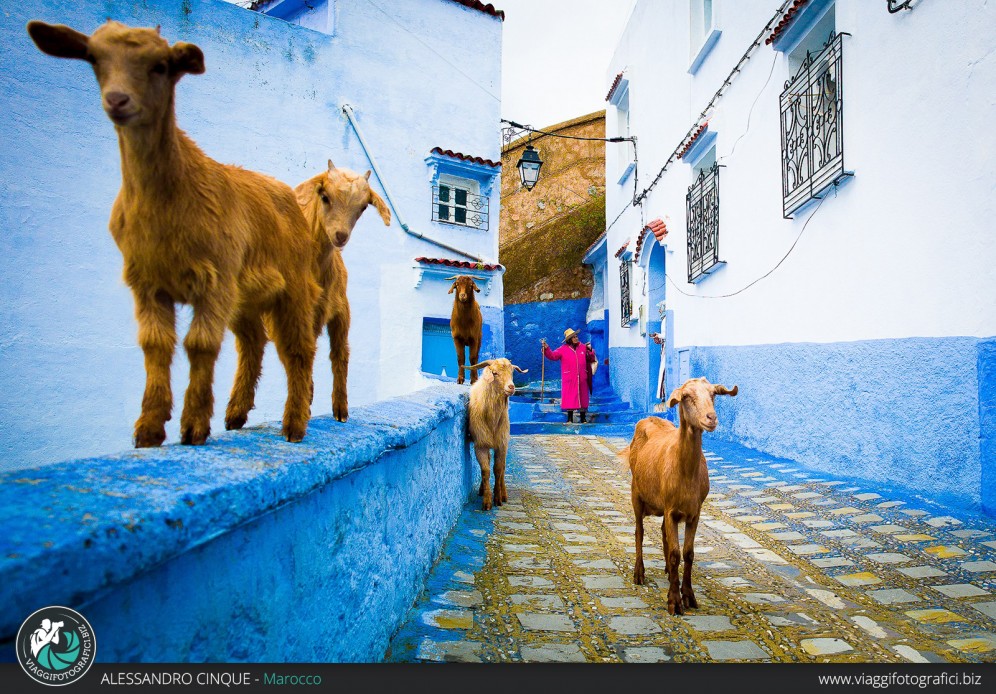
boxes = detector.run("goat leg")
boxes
[468,339,480,384]
[225,314,266,430]
[271,296,317,443]
[475,445,493,510]
[133,290,176,448]
[454,337,466,385]
[681,516,699,610]
[327,308,349,422]
[664,514,683,615]
[180,299,227,445]
[632,502,646,585]
[494,445,508,505]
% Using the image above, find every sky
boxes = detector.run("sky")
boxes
[497,0,637,129]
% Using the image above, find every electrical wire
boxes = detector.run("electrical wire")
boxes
[364,0,502,104]
[720,49,779,164]
[633,0,795,206]
[664,187,830,300]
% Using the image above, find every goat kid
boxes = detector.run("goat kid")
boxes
[28,20,321,445]
[291,161,390,423]
[620,377,738,615]
[448,275,483,385]
[467,358,527,510]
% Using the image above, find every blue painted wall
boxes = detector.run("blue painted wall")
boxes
[687,337,987,512]
[585,312,611,391]
[979,338,996,516]
[504,299,590,383]
[0,385,476,662]
[609,346,649,412]
[0,0,502,471]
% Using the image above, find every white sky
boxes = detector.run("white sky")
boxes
[498,0,637,128]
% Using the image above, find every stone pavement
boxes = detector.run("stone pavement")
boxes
[386,434,996,663]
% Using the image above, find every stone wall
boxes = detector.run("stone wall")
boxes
[499,112,606,305]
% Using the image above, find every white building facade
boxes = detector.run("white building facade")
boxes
[594,0,996,513]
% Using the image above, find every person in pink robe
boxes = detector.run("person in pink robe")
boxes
[541,328,597,423]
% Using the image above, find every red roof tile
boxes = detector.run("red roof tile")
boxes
[582,231,607,261]
[647,218,668,241]
[450,0,505,21]
[614,240,630,259]
[416,257,503,272]
[250,0,504,21]
[765,0,810,46]
[634,219,668,261]
[605,72,625,102]
[431,147,501,168]
[677,122,710,160]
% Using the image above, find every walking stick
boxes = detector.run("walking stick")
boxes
[540,341,546,403]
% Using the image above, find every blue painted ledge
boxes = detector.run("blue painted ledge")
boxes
[0,385,475,662]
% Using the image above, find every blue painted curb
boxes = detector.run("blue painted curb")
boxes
[0,385,468,640]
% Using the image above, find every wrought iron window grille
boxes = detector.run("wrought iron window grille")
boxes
[887,0,914,13]
[685,162,722,283]
[431,184,489,231]
[619,260,633,328]
[779,31,851,219]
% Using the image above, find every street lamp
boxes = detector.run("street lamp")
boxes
[516,144,543,191]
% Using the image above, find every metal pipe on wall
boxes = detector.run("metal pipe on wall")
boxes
[341,104,487,264]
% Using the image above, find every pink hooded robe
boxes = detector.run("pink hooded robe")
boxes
[543,342,595,410]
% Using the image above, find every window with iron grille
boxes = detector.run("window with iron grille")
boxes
[685,162,721,283]
[619,260,632,328]
[431,175,489,230]
[779,32,849,218]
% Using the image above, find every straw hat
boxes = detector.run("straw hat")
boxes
[563,328,580,343]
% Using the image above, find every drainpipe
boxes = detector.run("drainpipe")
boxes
[341,104,488,264]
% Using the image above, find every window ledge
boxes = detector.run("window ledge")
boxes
[689,260,727,284]
[689,28,722,75]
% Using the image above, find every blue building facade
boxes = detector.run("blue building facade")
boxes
[0,0,505,470]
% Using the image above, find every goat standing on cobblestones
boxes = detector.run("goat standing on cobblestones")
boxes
[28,20,320,446]
[468,358,527,510]
[620,377,738,615]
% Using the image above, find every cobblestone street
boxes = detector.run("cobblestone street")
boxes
[387,433,996,663]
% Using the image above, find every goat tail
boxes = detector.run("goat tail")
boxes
[616,445,633,474]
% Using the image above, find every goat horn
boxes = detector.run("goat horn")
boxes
[467,362,491,370]
[713,384,739,396]
[512,365,529,373]
[443,275,460,281]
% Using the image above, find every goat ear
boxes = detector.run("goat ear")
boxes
[368,189,391,226]
[169,41,205,77]
[448,282,456,294]
[472,281,481,293]
[364,170,372,180]
[713,384,739,397]
[27,21,90,60]
[666,386,684,409]
[328,159,335,172]
[480,366,495,383]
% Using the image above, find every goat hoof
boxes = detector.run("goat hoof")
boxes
[333,402,348,423]
[225,413,248,430]
[134,425,166,448]
[282,423,307,443]
[180,424,210,446]
[633,570,645,585]
[457,377,465,385]
[482,495,492,511]
[683,592,698,609]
